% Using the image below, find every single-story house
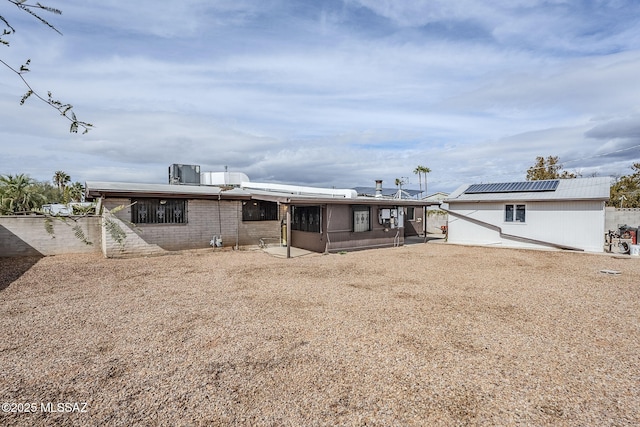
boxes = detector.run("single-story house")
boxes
[86,178,435,258]
[354,181,428,237]
[443,177,611,252]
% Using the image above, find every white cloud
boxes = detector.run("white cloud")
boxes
[1,1,639,193]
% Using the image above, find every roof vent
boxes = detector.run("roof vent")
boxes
[375,180,383,198]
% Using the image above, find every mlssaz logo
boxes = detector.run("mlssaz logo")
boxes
[41,402,88,413]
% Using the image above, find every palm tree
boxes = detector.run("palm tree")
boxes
[0,173,45,214]
[66,182,84,203]
[53,171,71,192]
[413,165,431,198]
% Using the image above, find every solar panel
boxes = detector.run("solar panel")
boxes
[464,180,559,194]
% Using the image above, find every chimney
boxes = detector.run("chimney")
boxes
[375,180,383,198]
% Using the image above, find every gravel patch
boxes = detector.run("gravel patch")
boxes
[1,244,639,426]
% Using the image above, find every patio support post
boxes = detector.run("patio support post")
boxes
[286,205,291,259]
[423,205,427,242]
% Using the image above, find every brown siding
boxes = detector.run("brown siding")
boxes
[288,204,405,253]
[291,230,326,252]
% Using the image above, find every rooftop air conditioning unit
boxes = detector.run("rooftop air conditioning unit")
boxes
[169,164,201,185]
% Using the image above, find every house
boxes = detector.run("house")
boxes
[245,181,433,252]
[354,182,428,237]
[85,176,435,258]
[443,177,611,252]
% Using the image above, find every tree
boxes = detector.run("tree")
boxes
[608,163,640,208]
[0,172,90,214]
[52,170,70,192]
[0,173,45,214]
[526,156,578,180]
[1,0,92,133]
[65,181,84,203]
[32,179,61,203]
[413,165,431,197]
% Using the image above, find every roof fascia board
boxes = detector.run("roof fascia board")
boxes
[447,196,608,203]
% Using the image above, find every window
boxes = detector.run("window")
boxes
[291,206,321,232]
[352,205,370,232]
[132,198,186,224]
[406,207,415,221]
[505,204,526,222]
[242,201,279,221]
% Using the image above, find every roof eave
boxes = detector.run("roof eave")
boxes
[446,196,609,203]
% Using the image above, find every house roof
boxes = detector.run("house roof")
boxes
[353,187,423,198]
[445,177,611,203]
[86,181,434,206]
[251,193,433,206]
[423,192,449,201]
[85,181,251,200]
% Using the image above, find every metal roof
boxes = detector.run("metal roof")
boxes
[353,187,423,198]
[446,177,611,203]
[248,190,432,206]
[85,181,250,199]
[85,181,433,206]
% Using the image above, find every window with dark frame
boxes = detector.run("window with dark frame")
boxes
[505,204,526,222]
[131,198,187,224]
[242,201,279,221]
[291,206,321,232]
[352,205,371,232]
[406,207,415,221]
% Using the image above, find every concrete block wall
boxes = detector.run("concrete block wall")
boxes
[102,197,282,256]
[238,218,281,246]
[605,207,640,231]
[101,208,165,258]
[425,211,448,234]
[0,216,101,257]
[189,199,240,249]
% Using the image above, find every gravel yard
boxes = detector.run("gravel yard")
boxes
[1,243,639,426]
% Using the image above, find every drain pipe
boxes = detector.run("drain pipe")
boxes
[210,194,224,248]
[440,206,584,252]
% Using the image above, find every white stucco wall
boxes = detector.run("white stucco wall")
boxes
[447,200,605,252]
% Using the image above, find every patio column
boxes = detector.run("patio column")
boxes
[286,204,291,259]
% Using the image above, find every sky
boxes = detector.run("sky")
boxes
[1,0,640,194]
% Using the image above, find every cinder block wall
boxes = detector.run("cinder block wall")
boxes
[101,198,281,257]
[237,200,282,247]
[605,207,640,231]
[0,216,101,257]
[101,206,166,258]
[425,211,448,234]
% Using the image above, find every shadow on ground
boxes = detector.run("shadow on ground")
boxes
[0,256,43,291]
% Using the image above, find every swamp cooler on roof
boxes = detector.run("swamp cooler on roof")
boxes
[169,164,201,185]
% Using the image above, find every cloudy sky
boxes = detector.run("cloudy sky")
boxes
[1,0,639,193]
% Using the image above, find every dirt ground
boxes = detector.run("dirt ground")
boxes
[1,243,639,426]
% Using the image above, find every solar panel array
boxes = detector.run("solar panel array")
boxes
[464,180,560,194]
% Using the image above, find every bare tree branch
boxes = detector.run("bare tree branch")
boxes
[1,0,93,133]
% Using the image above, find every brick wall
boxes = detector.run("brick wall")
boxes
[0,216,101,257]
[101,197,281,257]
